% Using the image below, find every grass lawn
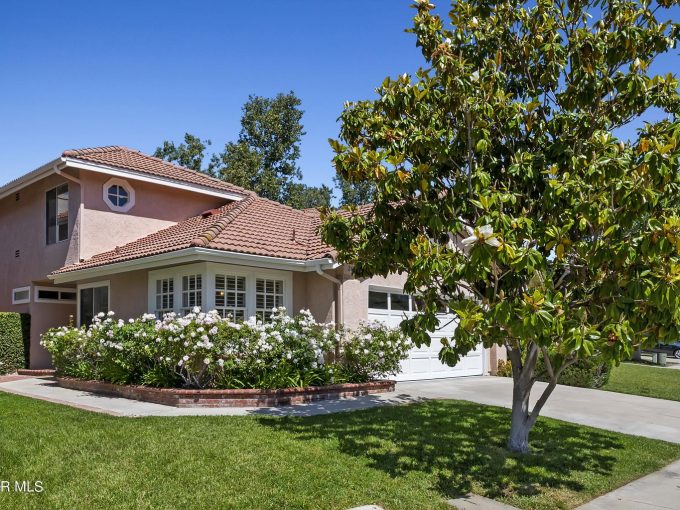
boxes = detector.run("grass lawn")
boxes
[602,362,680,402]
[1,393,679,510]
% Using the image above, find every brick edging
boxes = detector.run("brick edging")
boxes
[17,369,57,376]
[55,377,396,408]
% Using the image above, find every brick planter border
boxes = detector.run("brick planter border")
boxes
[55,377,396,408]
[17,369,56,376]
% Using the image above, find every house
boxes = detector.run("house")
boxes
[0,146,503,379]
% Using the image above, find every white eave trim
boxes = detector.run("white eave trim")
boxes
[62,158,245,201]
[0,158,64,200]
[49,247,338,284]
[0,156,245,202]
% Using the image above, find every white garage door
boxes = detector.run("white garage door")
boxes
[368,289,484,381]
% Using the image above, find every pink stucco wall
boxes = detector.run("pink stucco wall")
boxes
[78,172,227,259]
[0,164,233,368]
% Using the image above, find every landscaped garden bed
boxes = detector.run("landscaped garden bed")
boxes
[56,376,395,407]
[42,307,409,406]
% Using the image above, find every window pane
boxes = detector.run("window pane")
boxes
[80,288,94,326]
[94,286,108,315]
[38,290,60,300]
[391,293,410,311]
[46,188,56,244]
[368,291,388,309]
[57,184,69,242]
[60,292,76,301]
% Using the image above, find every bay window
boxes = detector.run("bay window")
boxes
[215,274,246,320]
[148,264,291,321]
[181,274,202,314]
[255,278,284,321]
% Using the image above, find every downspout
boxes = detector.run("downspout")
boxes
[55,168,84,263]
[315,266,343,328]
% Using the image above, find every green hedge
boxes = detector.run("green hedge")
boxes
[0,313,30,375]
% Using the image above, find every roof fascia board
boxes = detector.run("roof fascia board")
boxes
[61,158,244,201]
[49,247,337,284]
[0,158,65,200]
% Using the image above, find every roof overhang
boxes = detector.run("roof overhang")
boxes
[49,247,339,284]
[0,157,245,202]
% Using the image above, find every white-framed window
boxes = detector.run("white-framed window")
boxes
[103,177,135,213]
[368,288,450,316]
[78,281,110,326]
[11,286,31,305]
[181,274,203,314]
[147,263,292,321]
[255,278,284,321]
[155,278,174,318]
[34,286,77,304]
[215,274,246,320]
[46,183,69,244]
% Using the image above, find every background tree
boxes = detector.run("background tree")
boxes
[334,174,375,206]
[214,92,305,203]
[285,183,333,209]
[321,0,680,453]
[156,92,333,208]
[153,133,214,174]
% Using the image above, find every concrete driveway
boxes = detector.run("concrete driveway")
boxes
[397,377,680,444]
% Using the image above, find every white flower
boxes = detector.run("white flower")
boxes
[97,312,105,318]
[461,224,501,248]
[203,358,210,365]
[217,359,225,367]
[444,37,451,45]
[192,306,201,314]
[107,311,115,317]
[182,355,189,361]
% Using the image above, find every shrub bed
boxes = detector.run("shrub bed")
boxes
[41,307,411,389]
[0,312,30,375]
[496,354,612,389]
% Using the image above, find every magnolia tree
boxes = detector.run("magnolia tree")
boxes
[320,0,680,453]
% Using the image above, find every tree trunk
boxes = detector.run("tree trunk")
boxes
[507,375,533,453]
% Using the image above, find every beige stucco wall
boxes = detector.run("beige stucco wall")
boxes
[292,271,335,324]
[340,269,409,330]
[28,299,76,368]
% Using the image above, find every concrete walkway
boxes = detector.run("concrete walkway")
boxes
[0,376,417,417]
[577,458,680,509]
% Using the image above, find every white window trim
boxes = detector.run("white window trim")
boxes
[34,286,77,304]
[76,280,111,326]
[11,286,31,305]
[103,177,135,213]
[148,262,293,319]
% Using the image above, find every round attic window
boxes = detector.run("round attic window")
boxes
[103,178,135,212]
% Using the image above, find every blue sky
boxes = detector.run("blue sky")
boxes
[1,1,678,189]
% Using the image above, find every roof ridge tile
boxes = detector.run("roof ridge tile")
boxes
[190,194,256,247]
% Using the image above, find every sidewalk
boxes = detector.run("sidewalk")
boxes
[577,458,680,509]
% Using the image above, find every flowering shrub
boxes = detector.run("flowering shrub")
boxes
[41,308,411,389]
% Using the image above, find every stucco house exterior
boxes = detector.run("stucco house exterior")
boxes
[0,146,502,379]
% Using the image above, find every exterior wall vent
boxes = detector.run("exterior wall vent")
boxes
[15,192,20,201]
[15,249,20,258]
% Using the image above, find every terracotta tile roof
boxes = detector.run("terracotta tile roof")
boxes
[52,196,336,275]
[62,146,249,197]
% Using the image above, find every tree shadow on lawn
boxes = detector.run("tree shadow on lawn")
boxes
[257,400,623,502]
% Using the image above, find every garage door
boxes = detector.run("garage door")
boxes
[368,289,484,381]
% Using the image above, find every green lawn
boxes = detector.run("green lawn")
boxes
[1,393,679,510]
[602,362,680,402]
